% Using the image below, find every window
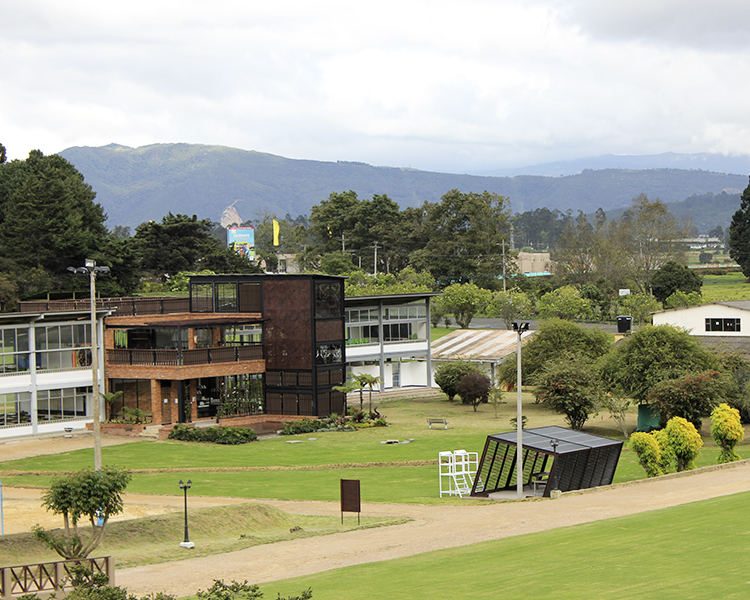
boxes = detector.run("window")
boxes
[316,343,343,364]
[315,282,342,318]
[705,318,741,332]
[216,283,238,312]
[191,283,214,312]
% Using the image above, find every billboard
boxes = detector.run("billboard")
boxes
[227,227,255,260]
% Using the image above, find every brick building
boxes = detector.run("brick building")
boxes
[11,273,346,437]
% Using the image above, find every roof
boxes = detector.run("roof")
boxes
[430,328,535,362]
[345,292,441,305]
[489,425,622,454]
[652,300,750,315]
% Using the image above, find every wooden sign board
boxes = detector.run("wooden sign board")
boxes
[340,479,361,524]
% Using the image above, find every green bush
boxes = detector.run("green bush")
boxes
[711,403,744,463]
[629,432,663,477]
[168,424,257,444]
[434,360,481,400]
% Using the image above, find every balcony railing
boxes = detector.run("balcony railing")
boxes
[107,344,263,367]
[19,297,190,316]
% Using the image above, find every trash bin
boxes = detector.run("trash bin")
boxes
[617,315,632,334]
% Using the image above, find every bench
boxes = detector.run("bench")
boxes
[427,417,448,429]
[531,471,549,495]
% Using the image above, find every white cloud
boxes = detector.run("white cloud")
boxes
[1,0,750,173]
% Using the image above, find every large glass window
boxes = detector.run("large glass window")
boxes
[0,392,31,426]
[36,387,89,422]
[0,327,30,373]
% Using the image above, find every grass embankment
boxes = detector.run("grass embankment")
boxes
[0,502,406,569]
[260,490,750,600]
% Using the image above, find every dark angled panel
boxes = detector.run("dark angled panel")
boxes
[238,283,262,312]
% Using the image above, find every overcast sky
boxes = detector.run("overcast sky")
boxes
[2,0,750,174]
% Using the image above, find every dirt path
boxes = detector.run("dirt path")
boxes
[116,461,750,597]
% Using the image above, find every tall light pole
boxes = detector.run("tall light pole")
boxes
[512,321,529,498]
[179,479,194,548]
[68,259,110,471]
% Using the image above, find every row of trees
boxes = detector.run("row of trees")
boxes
[493,320,750,433]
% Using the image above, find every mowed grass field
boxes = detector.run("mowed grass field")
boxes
[1,394,746,504]
[259,490,750,600]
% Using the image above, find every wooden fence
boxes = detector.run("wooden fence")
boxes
[0,557,114,599]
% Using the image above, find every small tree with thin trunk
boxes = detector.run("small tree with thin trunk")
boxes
[665,416,703,472]
[33,467,131,559]
[455,372,492,412]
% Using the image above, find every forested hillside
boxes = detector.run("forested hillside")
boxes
[58,143,748,229]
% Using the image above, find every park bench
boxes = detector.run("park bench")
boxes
[427,416,448,429]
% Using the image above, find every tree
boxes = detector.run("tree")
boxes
[498,319,613,387]
[663,290,703,309]
[648,370,727,430]
[650,260,702,303]
[620,194,687,292]
[0,150,109,285]
[600,387,632,439]
[599,324,720,402]
[536,285,592,321]
[534,356,600,430]
[617,292,662,327]
[440,283,492,328]
[352,372,381,413]
[710,403,744,463]
[33,468,132,559]
[409,190,511,286]
[455,372,492,411]
[729,176,750,278]
[489,290,533,329]
[130,213,258,276]
[434,360,481,400]
[664,416,702,472]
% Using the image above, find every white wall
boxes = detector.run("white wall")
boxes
[652,304,750,336]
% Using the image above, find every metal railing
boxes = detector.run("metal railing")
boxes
[0,557,114,599]
[107,344,263,367]
[19,297,190,316]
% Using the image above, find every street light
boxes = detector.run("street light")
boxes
[179,479,195,548]
[512,321,530,498]
[67,259,110,472]
[550,438,559,493]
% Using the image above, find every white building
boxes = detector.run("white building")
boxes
[344,292,439,389]
[652,301,750,352]
[0,309,107,439]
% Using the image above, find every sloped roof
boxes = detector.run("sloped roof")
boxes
[430,328,535,362]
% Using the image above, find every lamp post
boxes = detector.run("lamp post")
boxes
[550,438,559,493]
[67,259,110,472]
[179,479,194,548]
[0,479,3,536]
[512,321,530,498]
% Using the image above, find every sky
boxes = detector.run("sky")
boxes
[2,0,750,175]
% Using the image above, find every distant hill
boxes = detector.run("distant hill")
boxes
[58,143,749,230]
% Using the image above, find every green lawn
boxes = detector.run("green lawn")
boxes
[260,490,750,600]
[701,271,750,302]
[1,395,744,504]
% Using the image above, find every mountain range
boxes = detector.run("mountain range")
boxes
[58,144,750,232]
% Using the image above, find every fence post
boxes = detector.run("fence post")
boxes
[55,561,66,591]
[106,557,115,587]
[2,566,11,600]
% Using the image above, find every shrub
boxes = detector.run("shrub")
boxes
[665,416,703,471]
[629,432,663,477]
[434,360,481,400]
[711,403,744,463]
[168,424,257,444]
[648,370,727,430]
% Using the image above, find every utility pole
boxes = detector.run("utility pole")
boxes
[502,239,507,293]
[373,242,379,276]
